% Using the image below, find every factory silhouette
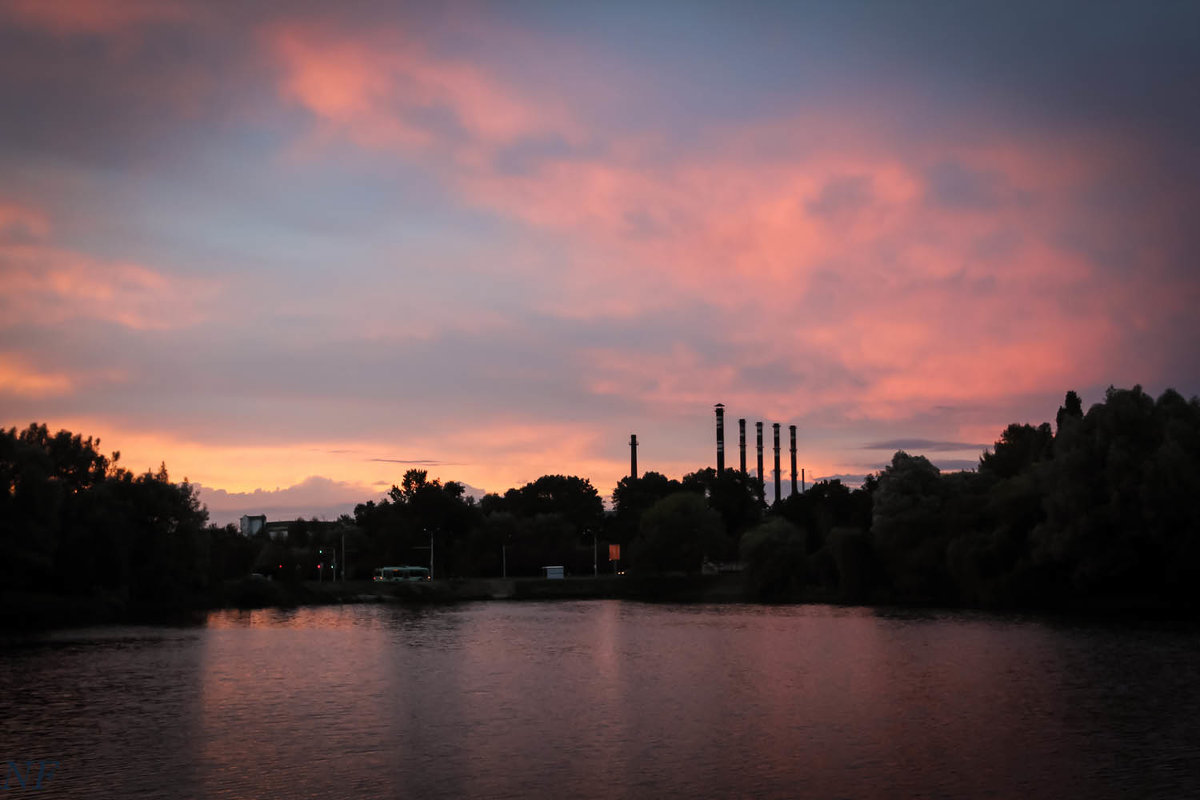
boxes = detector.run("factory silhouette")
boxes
[630,403,806,505]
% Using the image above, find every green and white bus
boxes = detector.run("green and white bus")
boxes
[373,565,431,582]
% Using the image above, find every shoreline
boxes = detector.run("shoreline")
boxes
[4,573,1195,634]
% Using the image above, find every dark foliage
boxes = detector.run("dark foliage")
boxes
[1,424,209,612]
[474,474,605,576]
[354,469,481,577]
[876,387,1200,611]
[631,492,728,574]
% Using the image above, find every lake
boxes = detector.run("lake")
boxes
[3,601,1199,799]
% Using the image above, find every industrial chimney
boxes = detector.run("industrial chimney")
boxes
[738,418,747,474]
[790,425,798,497]
[756,422,764,501]
[772,423,781,505]
[715,403,726,476]
[630,434,638,480]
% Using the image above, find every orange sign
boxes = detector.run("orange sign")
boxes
[608,544,621,561]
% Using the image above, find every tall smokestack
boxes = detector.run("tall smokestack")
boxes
[773,423,781,505]
[715,403,726,476]
[738,418,747,474]
[790,425,798,497]
[630,434,638,480]
[756,422,764,501]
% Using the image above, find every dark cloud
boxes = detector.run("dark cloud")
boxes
[492,134,586,177]
[0,16,268,169]
[850,2,1200,144]
[924,162,1006,211]
[807,175,874,219]
[735,355,868,398]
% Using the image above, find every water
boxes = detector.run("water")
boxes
[3,602,1199,799]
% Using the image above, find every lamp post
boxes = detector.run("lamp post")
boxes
[317,547,335,583]
[414,528,435,580]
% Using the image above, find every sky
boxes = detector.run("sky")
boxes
[2,0,1199,526]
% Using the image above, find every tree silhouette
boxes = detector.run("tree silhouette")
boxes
[632,492,728,574]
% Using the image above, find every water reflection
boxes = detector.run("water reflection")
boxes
[2,602,1199,799]
[0,625,207,798]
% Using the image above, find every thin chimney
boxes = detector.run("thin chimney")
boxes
[790,424,798,497]
[773,423,781,505]
[756,422,764,501]
[715,403,726,476]
[630,434,638,480]
[738,418,747,474]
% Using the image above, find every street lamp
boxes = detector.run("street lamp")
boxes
[317,547,337,583]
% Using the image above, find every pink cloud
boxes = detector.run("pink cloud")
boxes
[267,22,580,158]
[0,200,221,330]
[260,18,1170,433]
[455,125,1154,435]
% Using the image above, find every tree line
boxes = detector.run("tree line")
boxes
[738,386,1200,610]
[3,385,1198,620]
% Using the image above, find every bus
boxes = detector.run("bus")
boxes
[373,566,431,582]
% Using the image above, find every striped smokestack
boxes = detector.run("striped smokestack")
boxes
[630,434,638,480]
[738,418,747,474]
[773,423,781,505]
[715,403,726,476]
[756,422,764,501]
[790,425,798,497]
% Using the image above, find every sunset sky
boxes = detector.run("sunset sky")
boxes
[2,1,1198,525]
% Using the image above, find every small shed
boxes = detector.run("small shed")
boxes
[542,565,565,580]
